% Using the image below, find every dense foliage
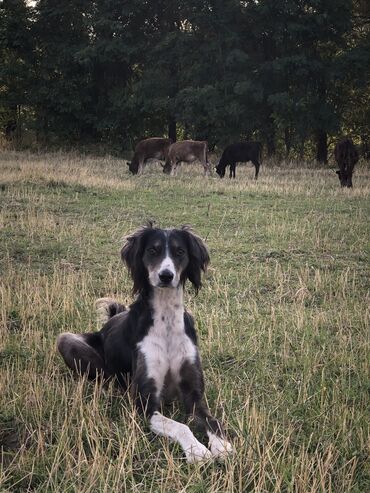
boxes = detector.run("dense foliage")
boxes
[1,0,369,159]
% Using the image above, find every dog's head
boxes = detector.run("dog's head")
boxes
[121,224,209,294]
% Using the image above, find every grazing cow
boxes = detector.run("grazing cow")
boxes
[334,138,359,188]
[127,138,172,175]
[215,142,262,179]
[163,140,211,176]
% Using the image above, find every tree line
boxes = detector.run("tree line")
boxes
[1,0,369,162]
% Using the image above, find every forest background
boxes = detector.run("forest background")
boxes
[1,0,370,162]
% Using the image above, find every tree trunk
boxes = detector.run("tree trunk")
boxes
[15,105,22,147]
[299,137,305,159]
[361,135,369,159]
[315,129,328,163]
[168,119,177,142]
[265,134,276,156]
[263,113,276,156]
[284,127,291,157]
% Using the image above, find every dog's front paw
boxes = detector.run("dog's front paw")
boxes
[185,443,212,463]
[207,433,234,460]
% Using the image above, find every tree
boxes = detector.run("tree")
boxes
[1,0,368,159]
[32,0,92,143]
[0,0,34,144]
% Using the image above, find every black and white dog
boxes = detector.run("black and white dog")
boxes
[57,224,233,463]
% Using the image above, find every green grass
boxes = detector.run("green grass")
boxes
[0,151,369,492]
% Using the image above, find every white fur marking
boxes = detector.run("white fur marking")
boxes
[151,412,212,463]
[137,287,197,398]
[207,431,234,460]
[159,254,176,277]
[148,238,180,288]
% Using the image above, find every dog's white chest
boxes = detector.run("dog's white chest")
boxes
[138,289,197,390]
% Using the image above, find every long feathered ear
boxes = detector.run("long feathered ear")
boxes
[181,226,210,293]
[121,224,153,294]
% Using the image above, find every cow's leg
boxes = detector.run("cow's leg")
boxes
[137,159,144,175]
[179,361,233,460]
[336,169,345,187]
[345,165,353,187]
[198,145,211,176]
[341,167,347,187]
[170,160,177,176]
[253,160,260,180]
[229,163,236,179]
[203,161,211,176]
[57,332,108,379]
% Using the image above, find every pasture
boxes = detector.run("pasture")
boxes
[0,151,369,492]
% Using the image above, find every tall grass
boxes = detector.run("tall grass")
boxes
[1,151,369,492]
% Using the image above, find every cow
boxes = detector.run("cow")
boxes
[163,140,211,176]
[127,137,172,175]
[334,138,359,188]
[215,142,262,179]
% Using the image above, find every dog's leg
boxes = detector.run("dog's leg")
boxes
[57,332,108,379]
[180,362,234,460]
[192,401,234,461]
[150,412,212,463]
[132,352,211,463]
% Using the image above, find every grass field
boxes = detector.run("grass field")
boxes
[0,151,369,492]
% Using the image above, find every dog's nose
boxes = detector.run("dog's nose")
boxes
[159,270,174,284]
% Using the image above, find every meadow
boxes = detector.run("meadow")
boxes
[0,151,369,492]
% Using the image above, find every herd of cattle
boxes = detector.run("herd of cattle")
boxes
[126,137,359,187]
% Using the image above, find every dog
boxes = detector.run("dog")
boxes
[57,224,233,463]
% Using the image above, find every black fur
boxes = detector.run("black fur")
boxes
[57,225,230,461]
[334,138,359,188]
[216,141,262,179]
[121,225,153,294]
[180,226,210,292]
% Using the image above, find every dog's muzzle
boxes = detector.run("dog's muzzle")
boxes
[158,269,174,286]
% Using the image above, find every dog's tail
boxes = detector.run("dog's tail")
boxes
[95,297,126,327]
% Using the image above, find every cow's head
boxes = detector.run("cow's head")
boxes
[336,170,353,188]
[162,161,172,174]
[127,158,139,175]
[215,162,225,178]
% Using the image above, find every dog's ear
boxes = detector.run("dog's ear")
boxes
[121,224,153,293]
[181,226,210,292]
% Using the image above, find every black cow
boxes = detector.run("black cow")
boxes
[334,138,359,188]
[215,142,262,179]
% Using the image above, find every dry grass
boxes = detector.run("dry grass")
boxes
[0,151,369,492]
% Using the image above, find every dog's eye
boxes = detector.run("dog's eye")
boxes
[176,248,185,257]
[147,247,158,256]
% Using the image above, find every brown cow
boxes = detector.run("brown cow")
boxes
[334,138,359,188]
[127,137,172,175]
[163,140,211,176]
